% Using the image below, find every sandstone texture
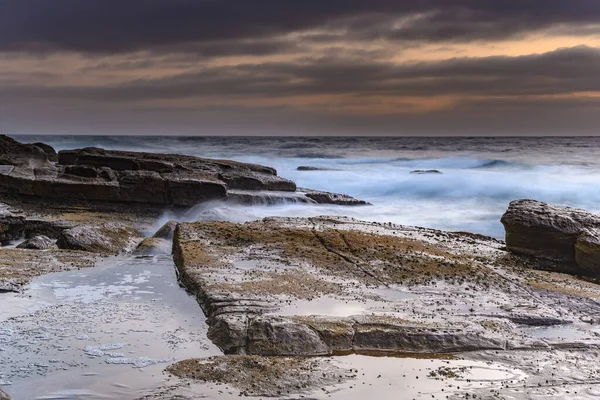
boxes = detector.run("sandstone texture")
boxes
[173,216,600,357]
[0,135,367,207]
[502,199,600,276]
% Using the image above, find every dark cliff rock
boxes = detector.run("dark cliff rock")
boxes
[501,199,600,276]
[0,135,369,207]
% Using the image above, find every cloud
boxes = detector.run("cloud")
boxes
[3,46,599,102]
[1,1,600,54]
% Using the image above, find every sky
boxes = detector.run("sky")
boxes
[1,1,600,136]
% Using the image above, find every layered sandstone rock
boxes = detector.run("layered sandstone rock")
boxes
[0,135,367,207]
[502,200,600,275]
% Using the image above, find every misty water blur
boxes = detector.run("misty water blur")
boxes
[16,135,600,238]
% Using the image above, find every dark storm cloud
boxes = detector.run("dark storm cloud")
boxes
[4,46,599,101]
[1,1,600,53]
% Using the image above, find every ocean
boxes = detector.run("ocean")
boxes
[14,135,600,238]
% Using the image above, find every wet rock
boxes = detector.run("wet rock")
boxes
[410,169,442,174]
[501,200,600,275]
[299,188,371,206]
[32,142,58,162]
[0,386,10,400]
[17,235,56,250]
[57,222,144,255]
[153,220,178,240]
[134,237,171,255]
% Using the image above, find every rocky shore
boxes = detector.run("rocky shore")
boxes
[2,136,600,399]
[0,135,367,207]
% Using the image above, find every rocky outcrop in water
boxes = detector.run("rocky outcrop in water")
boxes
[501,199,600,276]
[0,135,367,207]
[57,223,144,255]
[299,188,371,206]
[410,169,442,174]
[297,166,337,171]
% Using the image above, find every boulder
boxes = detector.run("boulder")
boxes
[32,142,58,162]
[501,200,600,263]
[56,223,144,255]
[17,235,57,250]
[153,220,178,240]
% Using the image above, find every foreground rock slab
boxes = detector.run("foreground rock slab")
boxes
[502,199,600,276]
[173,216,600,357]
[0,386,10,400]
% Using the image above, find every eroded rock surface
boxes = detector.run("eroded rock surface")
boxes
[173,216,600,357]
[57,222,144,255]
[502,199,600,276]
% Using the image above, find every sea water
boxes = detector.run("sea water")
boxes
[15,135,600,238]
